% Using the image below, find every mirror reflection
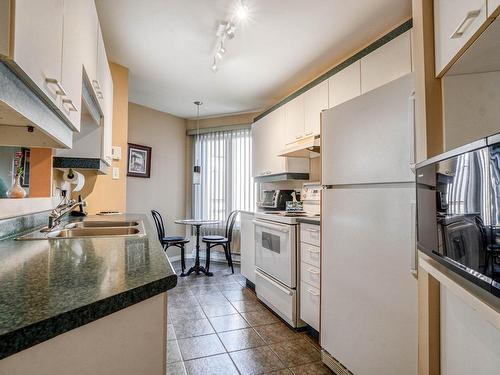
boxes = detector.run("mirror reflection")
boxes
[0,146,30,198]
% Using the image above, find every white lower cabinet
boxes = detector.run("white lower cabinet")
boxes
[300,281,320,331]
[240,212,255,284]
[299,222,321,331]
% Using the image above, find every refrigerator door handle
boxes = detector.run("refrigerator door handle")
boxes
[321,185,333,190]
[410,201,417,275]
[409,92,416,172]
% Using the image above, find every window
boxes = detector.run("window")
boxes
[192,128,254,235]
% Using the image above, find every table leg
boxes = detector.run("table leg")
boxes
[185,224,211,276]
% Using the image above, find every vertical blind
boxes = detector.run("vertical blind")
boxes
[192,128,254,235]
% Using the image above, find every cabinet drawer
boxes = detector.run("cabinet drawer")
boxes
[300,223,320,246]
[300,281,320,330]
[301,262,320,289]
[300,243,320,268]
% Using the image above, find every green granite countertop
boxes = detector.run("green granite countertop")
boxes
[0,214,177,359]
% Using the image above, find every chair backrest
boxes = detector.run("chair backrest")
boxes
[151,210,165,243]
[226,210,240,242]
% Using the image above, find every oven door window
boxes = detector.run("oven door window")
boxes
[262,231,281,254]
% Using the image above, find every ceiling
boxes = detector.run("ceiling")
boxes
[95,0,411,119]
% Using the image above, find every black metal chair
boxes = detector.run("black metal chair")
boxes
[202,210,239,275]
[151,210,190,276]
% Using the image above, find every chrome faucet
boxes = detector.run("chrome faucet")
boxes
[46,199,87,230]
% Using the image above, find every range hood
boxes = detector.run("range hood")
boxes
[54,77,109,175]
[278,135,320,158]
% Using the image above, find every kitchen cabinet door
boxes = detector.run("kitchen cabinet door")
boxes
[328,60,361,107]
[304,80,328,136]
[61,0,88,131]
[251,117,266,177]
[96,28,108,108]
[434,0,487,77]
[266,106,287,175]
[240,212,255,284]
[101,63,113,165]
[79,0,99,85]
[284,94,304,144]
[13,0,64,107]
[361,31,412,93]
[488,0,500,16]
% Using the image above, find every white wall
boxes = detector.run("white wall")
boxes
[126,102,186,258]
[443,71,500,150]
[441,287,500,375]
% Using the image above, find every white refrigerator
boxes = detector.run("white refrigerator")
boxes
[320,73,418,375]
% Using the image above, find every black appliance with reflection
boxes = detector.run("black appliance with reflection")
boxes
[416,139,500,297]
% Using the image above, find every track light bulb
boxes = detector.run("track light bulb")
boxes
[236,1,249,19]
[211,58,218,72]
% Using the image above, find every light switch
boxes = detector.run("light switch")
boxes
[112,146,122,160]
[112,167,120,180]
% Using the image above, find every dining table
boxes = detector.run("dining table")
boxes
[174,219,221,276]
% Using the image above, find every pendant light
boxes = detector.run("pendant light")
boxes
[193,101,203,185]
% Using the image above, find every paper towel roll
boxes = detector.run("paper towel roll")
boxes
[63,169,85,192]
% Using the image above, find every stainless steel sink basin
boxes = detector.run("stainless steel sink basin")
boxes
[65,221,139,229]
[47,227,141,238]
[16,220,146,240]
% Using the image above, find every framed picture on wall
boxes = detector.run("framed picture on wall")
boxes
[127,143,152,178]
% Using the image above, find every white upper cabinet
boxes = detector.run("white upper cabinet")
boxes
[489,0,500,16]
[13,0,64,107]
[304,80,328,136]
[434,0,487,77]
[328,60,361,107]
[284,94,305,144]
[361,31,412,94]
[251,116,266,177]
[78,0,99,86]
[61,0,89,131]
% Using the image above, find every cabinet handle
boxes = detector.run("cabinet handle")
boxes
[308,248,320,254]
[45,78,67,96]
[96,91,104,100]
[296,135,303,139]
[305,131,313,136]
[62,99,78,112]
[307,288,320,297]
[450,9,481,39]
[304,228,320,233]
[307,267,320,275]
[92,80,101,90]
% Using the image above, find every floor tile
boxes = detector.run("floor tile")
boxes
[218,327,266,352]
[173,318,215,339]
[201,302,238,317]
[169,286,194,296]
[241,309,280,326]
[269,338,321,367]
[231,300,267,313]
[190,285,221,295]
[167,361,188,375]
[222,289,257,302]
[196,291,229,305]
[184,353,239,375]
[217,282,246,291]
[177,334,226,361]
[169,293,199,306]
[289,361,334,374]
[167,340,183,364]
[266,370,293,375]
[253,323,299,344]
[169,305,206,324]
[167,323,176,341]
[230,346,286,375]
[209,313,249,332]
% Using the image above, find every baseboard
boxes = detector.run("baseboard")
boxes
[321,350,352,375]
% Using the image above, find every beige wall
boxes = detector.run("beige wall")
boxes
[126,102,186,257]
[76,63,129,214]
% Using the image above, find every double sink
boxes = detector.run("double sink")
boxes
[17,220,145,241]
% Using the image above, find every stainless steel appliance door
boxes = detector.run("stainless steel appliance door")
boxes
[321,186,417,375]
[253,219,296,288]
[321,73,415,186]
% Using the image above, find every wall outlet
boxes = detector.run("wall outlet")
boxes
[112,167,120,180]
[112,146,122,160]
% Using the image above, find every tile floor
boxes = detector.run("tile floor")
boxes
[167,260,333,375]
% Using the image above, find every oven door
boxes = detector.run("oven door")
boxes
[253,218,296,287]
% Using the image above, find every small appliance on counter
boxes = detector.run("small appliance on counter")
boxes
[257,189,296,210]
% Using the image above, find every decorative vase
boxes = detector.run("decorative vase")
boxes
[8,175,26,199]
